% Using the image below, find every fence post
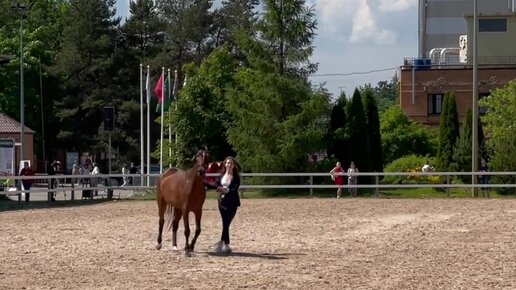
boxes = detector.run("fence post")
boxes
[446,175,451,197]
[71,182,75,201]
[47,177,52,202]
[309,175,313,197]
[375,175,379,197]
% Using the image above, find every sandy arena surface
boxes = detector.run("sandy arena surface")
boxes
[0,198,515,289]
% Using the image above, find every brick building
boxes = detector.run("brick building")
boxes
[401,0,516,125]
[0,113,35,171]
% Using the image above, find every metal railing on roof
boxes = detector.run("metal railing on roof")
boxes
[402,56,516,69]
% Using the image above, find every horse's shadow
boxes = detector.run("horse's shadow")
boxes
[205,251,303,260]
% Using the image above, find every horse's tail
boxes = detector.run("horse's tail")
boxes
[166,204,174,231]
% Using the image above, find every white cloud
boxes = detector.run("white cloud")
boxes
[349,0,396,44]
[313,0,398,45]
[309,0,418,96]
[377,0,417,12]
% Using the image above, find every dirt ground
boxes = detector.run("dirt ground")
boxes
[0,198,515,290]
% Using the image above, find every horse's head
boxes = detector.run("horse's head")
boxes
[195,149,209,177]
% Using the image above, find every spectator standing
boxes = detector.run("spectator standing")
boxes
[19,162,34,202]
[347,161,358,197]
[330,162,344,198]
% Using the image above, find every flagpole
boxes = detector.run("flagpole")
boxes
[168,68,172,168]
[172,70,178,162]
[160,67,165,174]
[176,74,186,165]
[139,63,144,186]
[146,65,150,186]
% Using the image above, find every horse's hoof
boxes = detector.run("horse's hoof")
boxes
[155,243,162,250]
[172,246,179,251]
[188,244,195,251]
[184,251,191,257]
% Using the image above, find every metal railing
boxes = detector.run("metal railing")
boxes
[1,171,515,202]
[402,56,516,69]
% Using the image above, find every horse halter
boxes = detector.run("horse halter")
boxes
[196,150,208,176]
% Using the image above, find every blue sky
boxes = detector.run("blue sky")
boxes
[115,0,418,97]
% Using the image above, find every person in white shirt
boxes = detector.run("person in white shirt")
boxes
[90,163,100,196]
[347,161,358,197]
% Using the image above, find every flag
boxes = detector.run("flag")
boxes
[154,73,164,103]
[145,70,151,104]
[155,72,171,112]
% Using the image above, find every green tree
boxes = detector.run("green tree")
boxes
[124,0,164,59]
[225,0,328,174]
[451,109,472,181]
[363,89,383,172]
[258,0,317,78]
[479,81,516,193]
[53,0,121,154]
[156,0,214,75]
[170,47,237,166]
[346,88,371,172]
[118,0,165,162]
[327,92,348,166]
[213,0,259,53]
[437,92,460,171]
[0,0,69,160]
[380,106,438,165]
[359,74,399,113]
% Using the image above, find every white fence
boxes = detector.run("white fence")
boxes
[1,171,515,201]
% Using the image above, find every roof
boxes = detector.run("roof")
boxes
[0,113,35,134]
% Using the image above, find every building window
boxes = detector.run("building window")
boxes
[428,94,443,115]
[479,93,489,115]
[479,19,507,32]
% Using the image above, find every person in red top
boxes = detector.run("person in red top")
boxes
[330,162,344,198]
[20,162,35,202]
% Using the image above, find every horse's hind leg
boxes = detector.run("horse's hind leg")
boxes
[171,208,182,251]
[188,210,202,251]
[182,207,191,257]
[156,199,166,250]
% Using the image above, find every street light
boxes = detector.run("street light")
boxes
[11,1,26,164]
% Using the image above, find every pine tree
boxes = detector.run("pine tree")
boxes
[226,0,328,173]
[437,92,460,171]
[363,89,383,173]
[53,0,121,152]
[452,108,472,181]
[259,0,317,78]
[214,0,259,52]
[346,88,371,173]
[124,0,164,59]
[328,93,348,166]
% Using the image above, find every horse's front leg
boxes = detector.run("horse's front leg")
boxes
[182,208,191,257]
[171,207,182,252]
[188,209,202,251]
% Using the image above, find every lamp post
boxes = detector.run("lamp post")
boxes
[11,1,26,164]
[471,0,479,197]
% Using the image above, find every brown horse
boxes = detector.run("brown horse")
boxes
[155,150,208,257]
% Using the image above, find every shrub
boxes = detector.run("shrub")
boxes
[383,155,442,184]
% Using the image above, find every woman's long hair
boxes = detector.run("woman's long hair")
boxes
[220,156,241,178]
